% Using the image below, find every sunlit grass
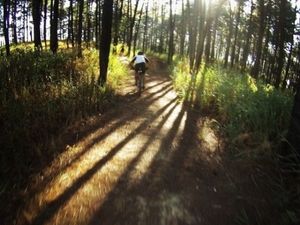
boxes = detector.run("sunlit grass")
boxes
[0,44,129,200]
[172,61,293,148]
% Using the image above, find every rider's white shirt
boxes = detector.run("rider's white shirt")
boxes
[134,55,146,64]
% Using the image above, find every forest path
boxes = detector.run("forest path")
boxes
[17,58,271,225]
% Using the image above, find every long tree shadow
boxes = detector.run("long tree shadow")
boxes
[28,96,178,225]
[86,103,193,225]
[23,81,174,202]
[87,101,180,225]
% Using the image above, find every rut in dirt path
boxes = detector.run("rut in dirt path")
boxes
[16,59,270,225]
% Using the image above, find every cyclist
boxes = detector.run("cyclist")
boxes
[130,51,149,88]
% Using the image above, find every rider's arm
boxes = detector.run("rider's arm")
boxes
[130,56,136,64]
[145,56,150,63]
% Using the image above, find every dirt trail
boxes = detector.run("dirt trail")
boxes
[16,58,273,225]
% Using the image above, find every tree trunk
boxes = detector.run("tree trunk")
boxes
[133,4,144,56]
[283,43,294,89]
[32,0,42,50]
[12,0,18,44]
[167,0,174,64]
[210,17,218,61]
[86,0,91,46]
[158,4,165,53]
[241,0,254,71]
[230,1,242,68]
[98,0,113,85]
[77,0,84,57]
[3,0,10,56]
[44,0,48,48]
[179,0,186,57]
[113,0,124,45]
[274,0,287,88]
[127,0,140,56]
[187,0,199,71]
[224,10,233,68]
[251,0,265,79]
[142,3,149,52]
[22,1,26,42]
[50,0,59,54]
[67,0,74,48]
[95,0,100,49]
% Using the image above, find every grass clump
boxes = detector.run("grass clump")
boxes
[0,45,128,202]
[172,62,293,149]
[173,61,297,225]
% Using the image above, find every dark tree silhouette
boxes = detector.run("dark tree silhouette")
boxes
[50,0,59,53]
[77,0,84,57]
[3,0,10,56]
[32,0,42,50]
[98,0,113,85]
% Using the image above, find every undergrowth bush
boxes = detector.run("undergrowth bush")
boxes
[173,60,297,225]
[172,62,293,146]
[0,46,128,191]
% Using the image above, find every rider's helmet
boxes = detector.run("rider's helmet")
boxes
[137,51,144,55]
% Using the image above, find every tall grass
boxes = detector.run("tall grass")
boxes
[172,60,298,225]
[0,45,128,193]
[172,61,293,147]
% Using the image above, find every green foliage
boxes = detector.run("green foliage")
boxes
[172,62,293,145]
[173,60,297,225]
[146,51,168,61]
[108,53,128,88]
[0,45,129,187]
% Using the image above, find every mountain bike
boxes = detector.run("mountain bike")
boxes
[136,68,145,96]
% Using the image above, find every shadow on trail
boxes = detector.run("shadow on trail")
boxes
[29,95,178,225]
[87,102,202,225]
[23,81,173,202]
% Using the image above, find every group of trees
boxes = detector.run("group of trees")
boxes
[1,0,300,152]
[1,0,299,88]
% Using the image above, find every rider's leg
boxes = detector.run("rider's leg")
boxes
[135,72,138,85]
[141,63,146,88]
[141,73,145,89]
[134,65,139,85]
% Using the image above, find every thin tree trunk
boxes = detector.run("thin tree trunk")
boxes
[194,0,207,71]
[210,17,218,61]
[67,0,73,48]
[241,0,254,71]
[179,0,186,57]
[22,1,26,42]
[187,0,199,71]
[142,2,149,52]
[133,4,144,56]
[50,0,59,53]
[95,0,100,49]
[113,0,124,45]
[274,0,287,88]
[77,0,84,57]
[251,0,265,79]
[86,0,91,46]
[224,9,233,68]
[12,0,18,44]
[98,0,113,85]
[3,0,10,56]
[167,0,174,64]
[32,0,42,50]
[283,43,294,89]
[158,4,165,53]
[127,0,140,56]
[44,0,48,48]
[230,1,242,68]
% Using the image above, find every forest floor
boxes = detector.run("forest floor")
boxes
[14,58,277,225]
